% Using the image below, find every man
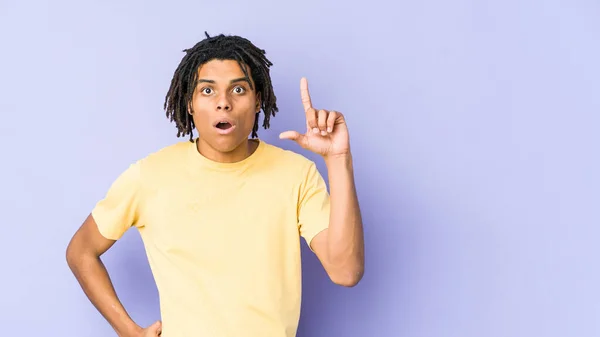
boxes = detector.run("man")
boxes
[66,33,364,337]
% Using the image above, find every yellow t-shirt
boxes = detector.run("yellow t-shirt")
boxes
[92,138,330,337]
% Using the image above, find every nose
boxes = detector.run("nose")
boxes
[216,92,232,111]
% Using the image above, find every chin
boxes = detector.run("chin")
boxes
[209,135,248,153]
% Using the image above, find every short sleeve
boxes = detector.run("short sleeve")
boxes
[91,161,144,240]
[298,162,331,247]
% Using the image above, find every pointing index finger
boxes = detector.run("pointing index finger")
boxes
[300,77,313,112]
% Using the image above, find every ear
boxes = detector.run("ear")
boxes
[255,92,262,113]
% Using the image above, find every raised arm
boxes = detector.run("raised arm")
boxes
[280,77,365,287]
[311,154,364,287]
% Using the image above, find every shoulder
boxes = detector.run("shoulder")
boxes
[258,141,322,179]
[138,140,190,166]
[125,140,191,182]
[260,141,316,167]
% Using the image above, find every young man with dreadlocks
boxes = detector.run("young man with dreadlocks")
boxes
[66,33,364,337]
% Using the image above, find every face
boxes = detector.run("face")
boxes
[189,59,261,153]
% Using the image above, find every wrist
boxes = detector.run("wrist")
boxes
[324,152,353,170]
[118,324,142,337]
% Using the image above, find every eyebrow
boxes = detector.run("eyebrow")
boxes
[196,77,250,85]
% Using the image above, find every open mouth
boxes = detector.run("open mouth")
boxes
[214,119,236,134]
[216,121,233,130]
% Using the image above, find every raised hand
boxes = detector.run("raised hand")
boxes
[279,77,350,158]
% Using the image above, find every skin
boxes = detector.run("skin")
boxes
[65,59,364,337]
[191,59,262,163]
[65,214,153,337]
[280,77,365,287]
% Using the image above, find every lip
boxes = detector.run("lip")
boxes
[215,124,236,135]
[213,117,236,135]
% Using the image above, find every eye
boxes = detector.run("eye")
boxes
[233,86,245,94]
[201,87,213,95]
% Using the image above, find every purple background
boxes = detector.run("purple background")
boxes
[1,0,599,336]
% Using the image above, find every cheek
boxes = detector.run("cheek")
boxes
[242,111,258,131]
[191,111,210,132]
[190,99,209,125]
[235,98,258,126]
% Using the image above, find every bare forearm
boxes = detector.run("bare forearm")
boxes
[324,153,365,282]
[67,254,141,337]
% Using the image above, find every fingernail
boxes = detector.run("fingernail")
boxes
[321,131,327,136]
[312,128,319,134]
[327,127,332,133]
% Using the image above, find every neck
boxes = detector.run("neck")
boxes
[196,138,259,163]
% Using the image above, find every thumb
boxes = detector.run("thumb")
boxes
[279,131,307,146]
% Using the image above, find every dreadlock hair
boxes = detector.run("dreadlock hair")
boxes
[163,32,278,142]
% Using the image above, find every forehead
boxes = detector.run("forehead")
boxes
[197,59,251,79]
